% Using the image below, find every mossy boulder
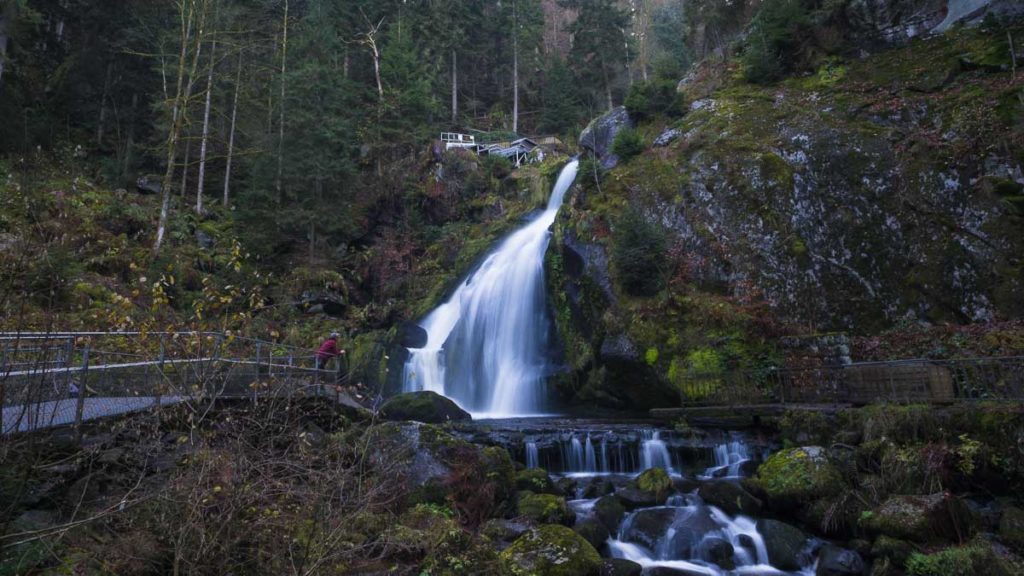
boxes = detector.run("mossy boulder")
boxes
[635,467,673,499]
[756,518,808,571]
[574,518,610,550]
[516,468,557,494]
[872,535,917,567]
[861,493,975,544]
[500,524,602,576]
[697,480,763,516]
[379,391,471,423]
[593,495,627,533]
[999,506,1024,553]
[754,446,843,508]
[903,539,1016,576]
[518,491,576,526]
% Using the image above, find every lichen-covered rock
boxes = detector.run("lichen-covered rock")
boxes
[518,491,576,526]
[654,128,682,147]
[635,467,673,500]
[756,518,809,571]
[500,524,603,576]
[816,544,866,576]
[861,493,975,543]
[516,467,558,494]
[754,447,843,507]
[379,391,471,423]
[579,106,635,169]
[697,480,763,516]
[594,495,627,533]
[574,518,610,550]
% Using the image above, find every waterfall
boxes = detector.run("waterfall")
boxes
[701,439,752,479]
[525,441,539,469]
[402,160,580,417]
[640,430,675,473]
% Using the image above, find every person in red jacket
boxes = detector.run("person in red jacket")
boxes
[315,332,345,370]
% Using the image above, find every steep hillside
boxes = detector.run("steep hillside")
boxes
[550,23,1024,409]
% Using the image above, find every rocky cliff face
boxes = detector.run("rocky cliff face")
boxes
[548,24,1024,409]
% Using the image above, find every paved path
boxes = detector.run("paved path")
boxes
[2,396,185,435]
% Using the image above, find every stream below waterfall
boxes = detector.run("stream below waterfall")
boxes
[458,420,823,575]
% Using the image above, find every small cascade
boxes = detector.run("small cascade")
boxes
[525,441,539,469]
[640,430,676,474]
[701,439,753,479]
[607,493,813,575]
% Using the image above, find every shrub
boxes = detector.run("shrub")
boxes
[611,209,666,296]
[624,79,684,120]
[741,0,812,84]
[611,128,645,164]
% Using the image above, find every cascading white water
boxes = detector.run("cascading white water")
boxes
[525,441,539,469]
[640,430,676,473]
[402,160,580,417]
[701,440,752,479]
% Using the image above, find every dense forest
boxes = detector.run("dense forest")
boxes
[5,1,1024,576]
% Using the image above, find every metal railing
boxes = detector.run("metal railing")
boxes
[1,331,346,435]
[675,356,1024,407]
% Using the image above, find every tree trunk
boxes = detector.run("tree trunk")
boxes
[276,0,289,200]
[223,50,241,206]
[180,136,191,197]
[96,61,113,146]
[603,61,613,111]
[451,48,457,126]
[196,40,216,214]
[512,0,519,134]
[0,1,13,90]
[156,1,205,253]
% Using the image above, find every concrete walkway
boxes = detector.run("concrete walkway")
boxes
[2,396,185,435]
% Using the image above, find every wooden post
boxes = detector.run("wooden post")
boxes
[74,347,90,441]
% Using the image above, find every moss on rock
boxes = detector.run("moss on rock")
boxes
[379,391,471,423]
[515,468,557,494]
[517,492,576,526]
[754,446,843,507]
[500,524,602,576]
[635,467,673,500]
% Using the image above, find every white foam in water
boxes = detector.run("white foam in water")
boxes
[402,161,579,417]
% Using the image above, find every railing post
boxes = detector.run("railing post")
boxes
[74,346,90,441]
[156,335,165,411]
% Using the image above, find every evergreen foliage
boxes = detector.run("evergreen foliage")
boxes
[611,127,644,163]
[624,79,684,120]
[612,208,666,296]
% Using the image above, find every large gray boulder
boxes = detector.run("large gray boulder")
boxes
[816,544,866,576]
[580,106,635,169]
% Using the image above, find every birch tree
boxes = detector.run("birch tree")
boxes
[155,0,210,253]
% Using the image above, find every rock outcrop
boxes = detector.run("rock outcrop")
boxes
[580,106,635,169]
